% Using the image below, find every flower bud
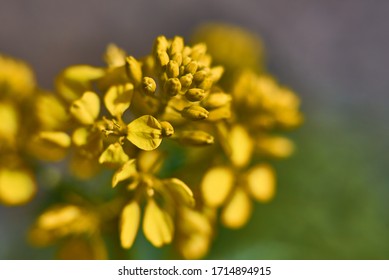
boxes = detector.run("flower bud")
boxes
[185,88,206,102]
[169,36,184,55]
[198,77,213,91]
[164,78,181,96]
[181,105,209,120]
[142,77,156,95]
[160,121,174,137]
[125,56,142,85]
[156,51,169,67]
[179,74,193,88]
[185,61,198,75]
[201,92,232,109]
[178,130,214,146]
[166,60,179,78]
[193,70,207,83]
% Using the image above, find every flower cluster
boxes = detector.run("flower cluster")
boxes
[2,24,302,259]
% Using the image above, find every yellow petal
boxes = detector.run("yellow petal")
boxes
[104,83,133,117]
[0,169,36,205]
[143,199,174,247]
[0,103,18,144]
[180,234,210,260]
[120,200,141,249]
[207,104,231,121]
[228,124,253,168]
[221,188,252,229]
[180,207,212,236]
[56,65,105,102]
[246,164,275,202]
[112,159,137,188]
[98,143,129,167]
[37,205,81,230]
[35,94,69,130]
[127,115,163,151]
[72,127,90,147]
[38,131,71,148]
[163,178,194,207]
[257,136,294,158]
[201,166,234,207]
[70,91,100,125]
[137,150,162,173]
[104,43,126,68]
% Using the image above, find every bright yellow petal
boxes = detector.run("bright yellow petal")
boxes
[221,188,252,229]
[0,103,18,144]
[163,178,194,207]
[98,143,129,167]
[112,159,137,188]
[127,115,163,151]
[142,199,174,247]
[120,201,141,249]
[104,83,133,117]
[137,150,162,173]
[179,234,210,260]
[246,164,276,202]
[227,124,253,168]
[0,169,36,205]
[70,91,100,125]
[201,166,234,207]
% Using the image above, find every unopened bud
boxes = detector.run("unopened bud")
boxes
[179,130,214,146]
[142,77,156,95]
[181,105,209,120]
[164,78,181,96]
[180,74,193,88]
[125,56,142,85]
[185,61,198,75]
[167,60,180,78]
[160,121,174,137]
[198,77,213,91]
[171,52,182,66]
[156,51,170,67]
[169,36,184,55]
[193,70,207,83]
[201,92,232,109]
[185,88,206,102]
[154,36,169,53]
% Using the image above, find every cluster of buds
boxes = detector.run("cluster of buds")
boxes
[1,25,302,259]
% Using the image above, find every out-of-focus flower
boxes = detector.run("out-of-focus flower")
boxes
[29,203,107,259]
[0,55,38,206]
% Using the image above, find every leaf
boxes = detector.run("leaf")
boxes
[112,159,137,188]
[127,115,163,151]
[246,164,276,202]
[201,166,234,207]
[120,201,141,249]
[104,83,134,117]
[164,178,195,207]
[70,91,100,125]
[221,188,252,229]
[142,199,174,247]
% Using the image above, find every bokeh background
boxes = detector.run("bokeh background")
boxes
[1,0,388,259]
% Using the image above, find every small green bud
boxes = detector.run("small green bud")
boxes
[181,105,209,120]
[142,77,156,95]
[166,60,179,78]
[185,88,206,102]
[164,78,182,96]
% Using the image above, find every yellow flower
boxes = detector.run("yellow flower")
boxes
[29,203,107,259]
[115,151,195,249]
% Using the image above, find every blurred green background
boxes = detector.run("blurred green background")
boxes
[1,0,388,259]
